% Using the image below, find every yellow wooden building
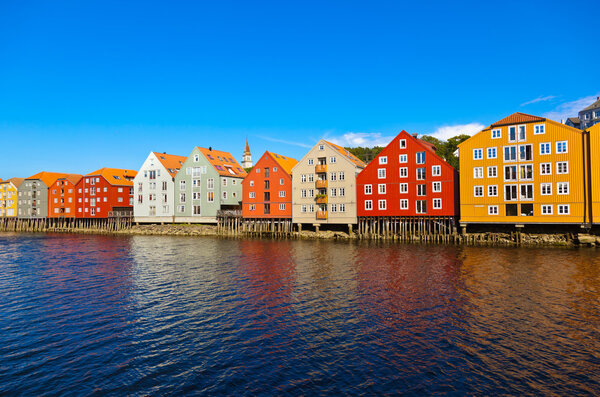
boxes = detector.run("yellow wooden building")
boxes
[587,122,600,224]
[458,113,587,227]
[0,178,25,218]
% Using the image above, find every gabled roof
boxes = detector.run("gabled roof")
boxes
[491,112,545,127]
[567,117,581,124]
[323,140,366,168]
[57,174,83,186]
[267,151,298,175]
[86,168,138,186]
[582,97,600,112]
[152,152,187,178]
[0,177,25,188]
[25,172,70,187]
[197,147,248,178]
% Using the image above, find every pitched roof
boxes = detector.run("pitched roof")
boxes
[57,174,83,185]
[491,112,546,127]
[152,152,187,178]
[197,147,248,178]
[25,172,71,187]
[582,97,600,112]
[267,151,298,174]
[86,168,138,186]
[1,177,25,188]
[244,139,251,155]
[323,140,366,168]
[567,117,580,124]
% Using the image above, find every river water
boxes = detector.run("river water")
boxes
[0,233,599,395]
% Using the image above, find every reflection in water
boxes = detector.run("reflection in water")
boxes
[0,233,599,395]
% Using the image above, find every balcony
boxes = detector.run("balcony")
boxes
[315,195,327,204]
[316,180,327,189]
[315,164,327,173]
[316,211,328,220]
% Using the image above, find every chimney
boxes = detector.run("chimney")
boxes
[163,152,166,154]
[209,146,212,151]
[412,133,418,138]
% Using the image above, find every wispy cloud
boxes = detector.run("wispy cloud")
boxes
[543,95,599,122]
[327,132,395,148]
[520,95,556,106]
[257,135,312,148]
[427,123,485,141]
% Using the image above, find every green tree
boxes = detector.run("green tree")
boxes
[344,146,384,164]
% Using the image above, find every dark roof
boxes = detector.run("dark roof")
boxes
[582,97,600,112]
[567,117,580,125]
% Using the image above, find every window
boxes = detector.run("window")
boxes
[488,205,499,215]
[250,180,254,187]
[417,168,426,180]
[540,142,551,155]
[473,148,483,160]
[379,156,387,164]
[488,185,498,196]
[557,182,569,195]
[179,193,186,203]
[330,188,337,197]
[399,167,408,178]
[541,183,552,195]
[330,173,337,181]
[308,174,314,182]
[339,187,345,197]
[222,191,228,200]
[474,167,483,179]
[301,205,307,213]
[504,165,517,181]
[330,156,337,164]
[520,184,534,200]
[519,144,532,161]
[416,200,427,214]
[249,192,255,198]
[378,184,386,194]
[433,198,441,209]
[301,189,306,198]
[400,199,408,209]
[557,162,568,174]
[556,141,568,153]
[280,178,284,185]
[338,172,344,181]
[399,154,407,163]
[301,174,306,183]
[207,192,214,202]
[432,165,441,176]
[364,184,372,194]
[417,184,427,196]
[256,168,260,173]
[279,203,286,211]
[180,180,186,190]
[504,146,517,161]
[558,204,570,215]
[518,125,526,141]
[492,129,501,139]
[339,203,345,212]
[505,185,518,201]
[487,166,497,178]
[308,189,314,198]
[508,126,517,142]
[222,179,227,186]
[365,200,373,210]
[378,200,386,210]
[520,203,533,216]
[307,158,314,165]
[505,204,518,216]
[416,151,426,164]
[432,182,441,192]
[540,163,552,175]
[378,168,386,179]
[534,124,545,134]
[519,164,533,180]
[207,179,214,189]
[474,186,484,197]
[487,147,497,159]
[308,205,314,213]
[400,139,406,148]
[318,144,324,151]
[330,204,337,212]
[400,183,408,193]
[194,154,199,162]
[279,191,286,197]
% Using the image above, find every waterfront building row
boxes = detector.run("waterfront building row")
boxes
[3,112,600,231]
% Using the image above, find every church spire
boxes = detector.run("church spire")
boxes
[242,138,252,168]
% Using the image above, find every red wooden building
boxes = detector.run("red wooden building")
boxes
[48,174,83,218]
[357,130,459,220]
[242,151,298,219]
[75,168,137,218]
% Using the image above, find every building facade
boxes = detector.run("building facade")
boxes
[17,172,70,219]
[0,178,24,217]
[133,152,186,223]
[76,168,137,218]
[242,151,298,219]
[356,130,459,218]
[174,147,246,222]
[579,97,600,130]
[292,140,366,227]
[458,113,586,227]
[48,174,83,218]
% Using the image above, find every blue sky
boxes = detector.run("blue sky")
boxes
[0,0,598,178]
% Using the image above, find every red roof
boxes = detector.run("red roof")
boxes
[491,112,545,127]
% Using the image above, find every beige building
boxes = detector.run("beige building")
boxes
[292,140,365,229]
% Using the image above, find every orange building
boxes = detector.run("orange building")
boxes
[76,168,137,218]
[48,174,83,218]
[242,151,298,219]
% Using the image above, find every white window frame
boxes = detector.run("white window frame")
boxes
[557,182,569,195]
[378,184,386,194]
[488,185,498,197]
[399,154,407,163]
[540,163,552,175]
[432,181,441,193]
[400,183,408,193]
[556,141,568,154]
[473,167,483,179]
[400,199,409,209]
[541,204,553,215]
[431,165,441,176]
[558,204,570,215]
[488,205,499,215]
[556,161,568,175]
[432,198,442,209]
[473,148,483,160]
[474,186,484,197]
[364,184,372,195]
[487,147,497,159]
[365,200,373,210]
[534,124,545,135]
[539,142,551,155]
[379,156,388,165]
[487,166,497,178]
[378,199,386,210]
[491,129,501,139]
[378,168,386,179]
[540,183,552,196]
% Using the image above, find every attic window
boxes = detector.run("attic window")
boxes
[274,154,279,158]
[229,158,234,163]
[237,168,244,172]
[113,176,121,180]
[207,155,214,160]
[160,156,166,160]
[227,168,235,175]
[218,156,223,161]
[215,165,225,171]
[179,161,183,166]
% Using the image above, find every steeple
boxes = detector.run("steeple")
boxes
[242,139,252,169]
